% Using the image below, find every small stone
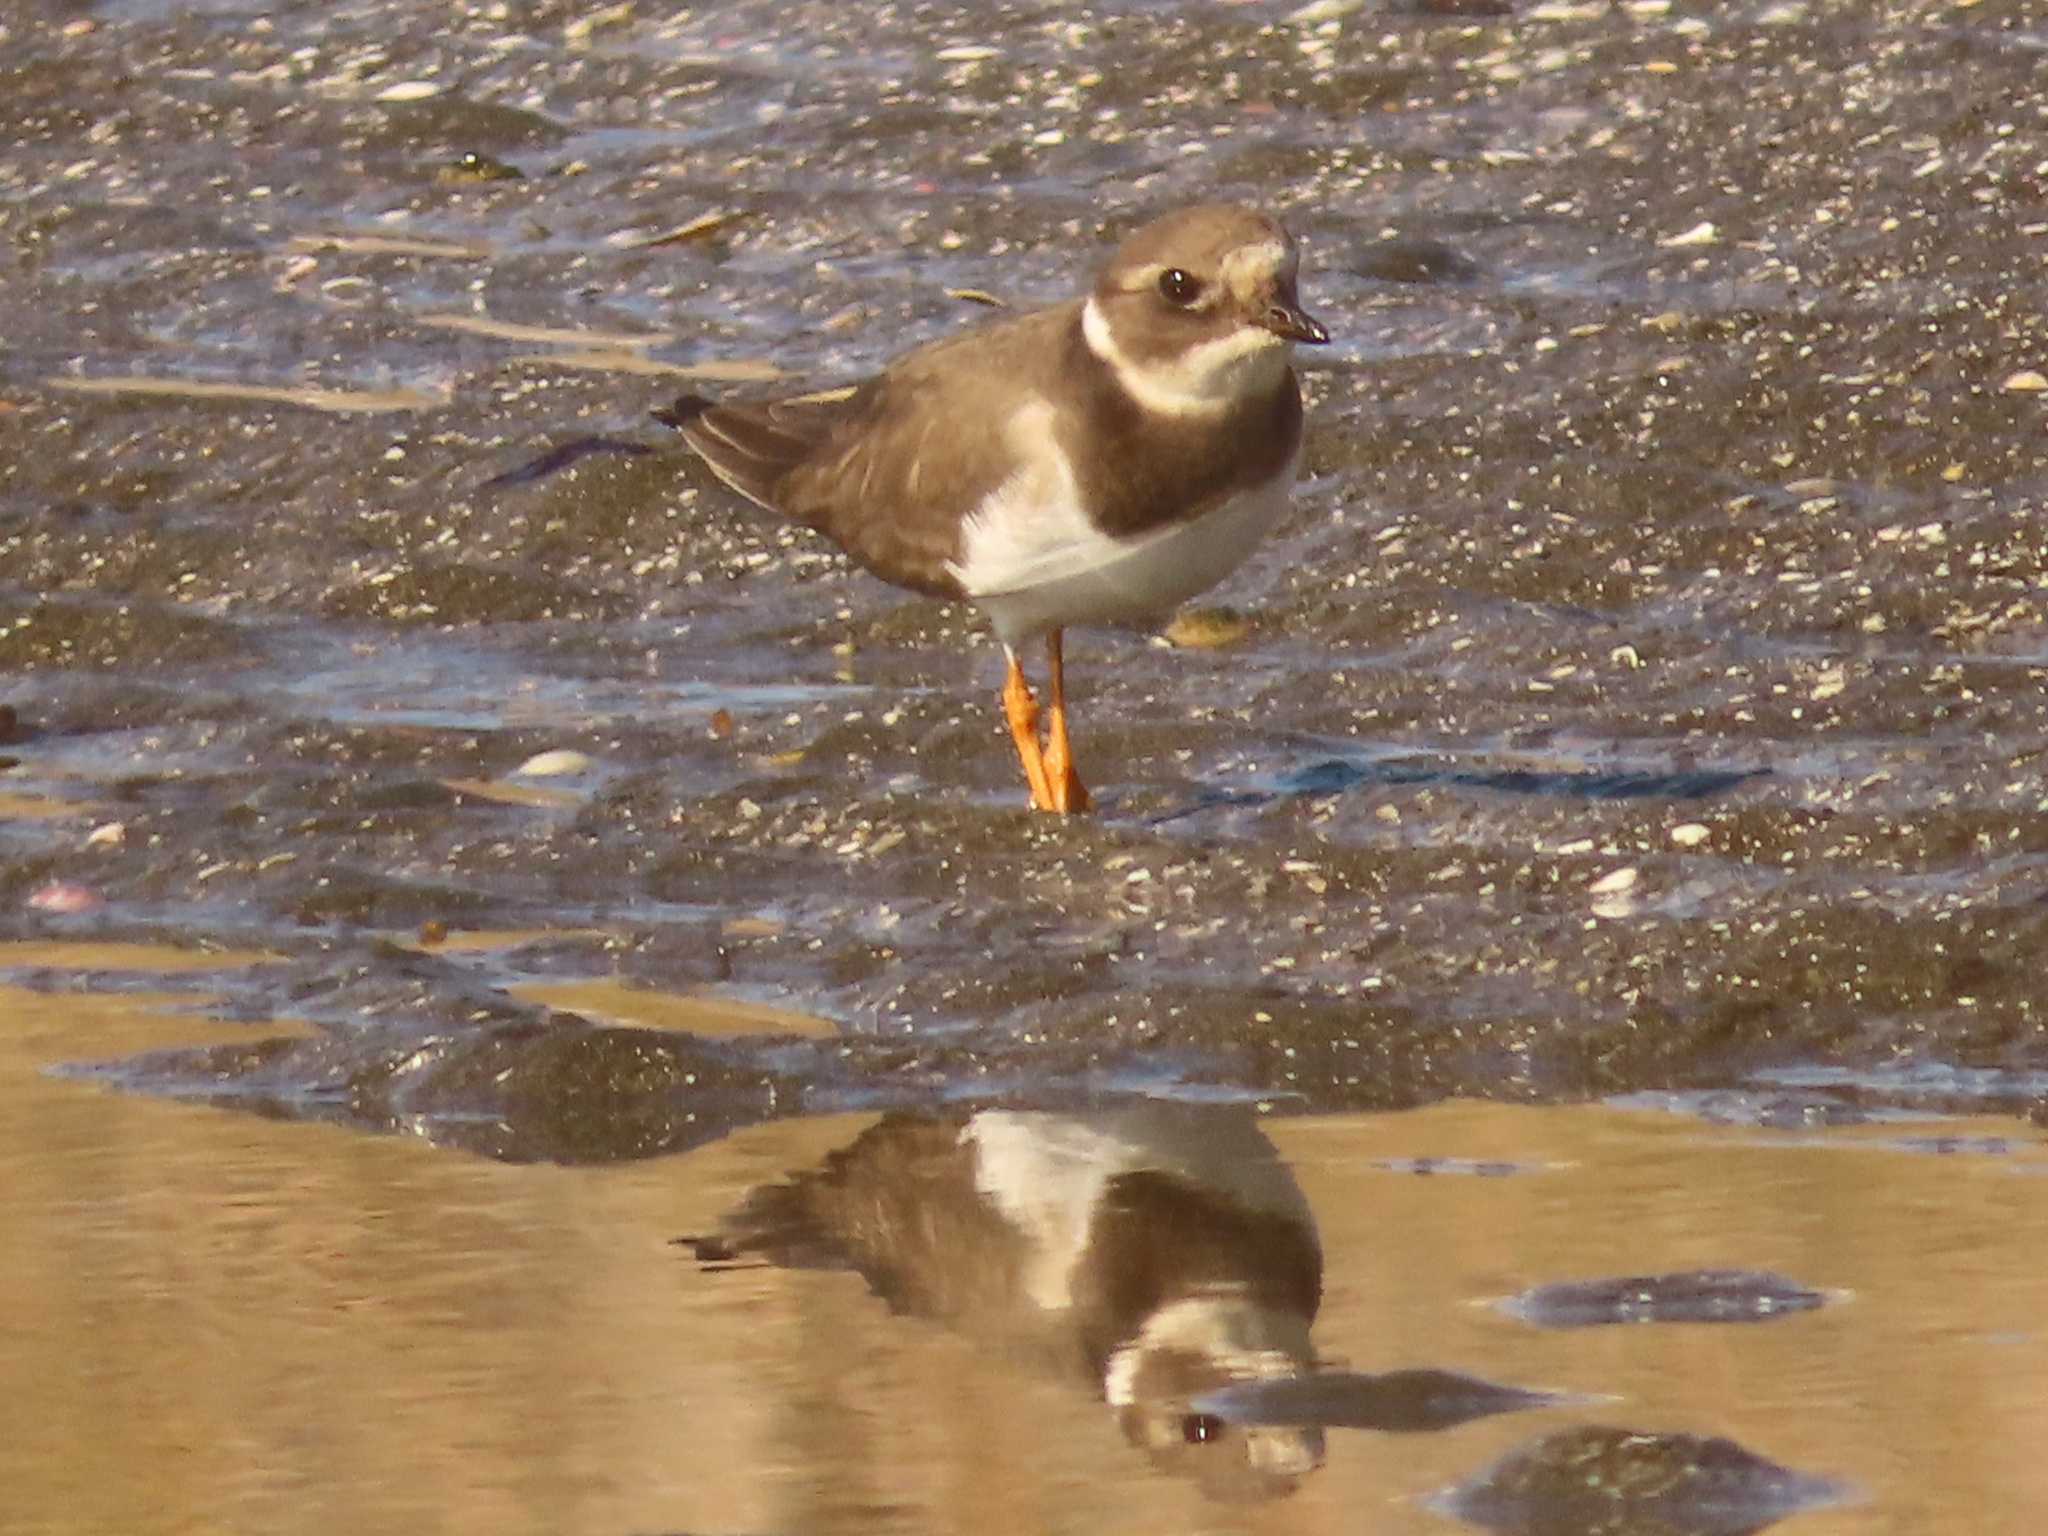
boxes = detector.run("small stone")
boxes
[514,749,593,777]
[2000,369,2048,393]
[1588,867,1639,895]
[1164,606,1252,649]
[85,821,126,847]
[564,1,634,42]
[418,919,449,946]
[28,881,100,914]
[437,151,523,184]
[376,81,443,102]
[1669,823,1711,848]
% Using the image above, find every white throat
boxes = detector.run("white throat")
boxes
[1081,296,1290,417]
[1102,1295,1315,1408]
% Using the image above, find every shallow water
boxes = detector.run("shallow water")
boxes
[9,955,2048,1535]
[5,0,2046,1094]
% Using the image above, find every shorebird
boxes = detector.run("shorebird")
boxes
[658,203,1326,813]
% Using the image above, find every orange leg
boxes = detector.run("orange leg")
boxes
[1001,648,1056,812]
[1040,629,1091,814]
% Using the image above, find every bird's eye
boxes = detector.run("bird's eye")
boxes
[1181,1413,1227,1445]
[1157,268,1203,306]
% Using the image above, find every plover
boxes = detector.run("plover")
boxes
[659,203,1326,813]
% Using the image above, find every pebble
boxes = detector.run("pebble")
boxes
[1588,867,1639,895]
[85,821,126,847]
[513,749,594,778]
[2000,370,2048,393]
[1669,823,1711,848]
[1163,606,1252,649]
[28,882,100,913]
[563,2,633,43]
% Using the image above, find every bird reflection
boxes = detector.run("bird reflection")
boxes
[687,1101,1326,1501]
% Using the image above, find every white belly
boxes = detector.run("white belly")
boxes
[953,458,1294,646]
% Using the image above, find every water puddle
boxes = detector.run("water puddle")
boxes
[5,948,2046,1534]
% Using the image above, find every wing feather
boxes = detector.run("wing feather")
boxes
[656,307,1084,599]
[655,390,860,513]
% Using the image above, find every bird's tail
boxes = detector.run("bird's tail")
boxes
[654,387,860,515]
[650,393,715,430]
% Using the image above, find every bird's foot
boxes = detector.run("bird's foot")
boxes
[1001,656,1057,812]
[1041,744,1091,814]
[1040,630,1091,815]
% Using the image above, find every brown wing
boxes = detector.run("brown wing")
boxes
[660,295,1304,601]
[657,304,1087,600]
[652,386,860,512]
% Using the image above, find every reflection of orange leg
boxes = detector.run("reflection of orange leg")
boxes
[1041,629,1092,814]
[1001,648,1056,812]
